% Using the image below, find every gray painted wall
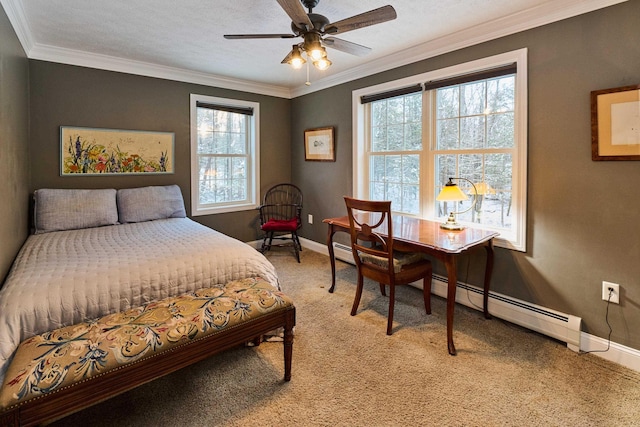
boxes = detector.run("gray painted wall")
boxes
[28,61,291,242]
[0,4,30,281]
[292,2,640,350]
[3,1,639,352]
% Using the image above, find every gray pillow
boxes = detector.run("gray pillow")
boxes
[117,185,186,223]
[34,188,119,234]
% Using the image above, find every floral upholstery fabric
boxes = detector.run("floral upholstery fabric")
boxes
[0,277,293,410]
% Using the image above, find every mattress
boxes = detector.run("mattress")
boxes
[0,218,278,383]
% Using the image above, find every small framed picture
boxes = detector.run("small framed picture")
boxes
[304,127,335,162]
[591,84,640,161]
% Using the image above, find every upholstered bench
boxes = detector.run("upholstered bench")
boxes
[0,277,295,427]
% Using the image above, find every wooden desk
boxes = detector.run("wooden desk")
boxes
[323,215,499,355]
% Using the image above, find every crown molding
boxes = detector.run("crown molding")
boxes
[1,0,291,98]
[27,43,292,99]
[2,0,627,99]
[290,0,628,97]
[0,0,34,54]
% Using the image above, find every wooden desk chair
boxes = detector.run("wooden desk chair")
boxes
[344,196,433,335]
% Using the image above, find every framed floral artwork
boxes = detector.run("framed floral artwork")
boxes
[60,126,175,175]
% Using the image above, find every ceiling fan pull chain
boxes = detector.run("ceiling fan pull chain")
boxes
[305,59,311,86]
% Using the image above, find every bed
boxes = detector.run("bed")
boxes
[0,185,278,385]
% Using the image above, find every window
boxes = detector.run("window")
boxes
[367,89,423,214]
[190,94,260,216]
[353,49,527,251]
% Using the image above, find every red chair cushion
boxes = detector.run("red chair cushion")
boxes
[261,218,298,232]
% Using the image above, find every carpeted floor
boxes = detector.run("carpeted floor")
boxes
[55,248,640,426]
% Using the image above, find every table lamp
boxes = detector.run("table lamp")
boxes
[471,182,495,222]
[436,177,478,230]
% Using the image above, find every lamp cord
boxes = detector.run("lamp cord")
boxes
[580,289,613,354]
[464,253,484,312]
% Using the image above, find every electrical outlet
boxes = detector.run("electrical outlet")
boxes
[308,214,313,224]
[602,281,620,304]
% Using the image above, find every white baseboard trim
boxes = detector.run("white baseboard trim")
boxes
[325,240,583,353]
[579,332,640,372]
[295,238,640,373]
[300,237,329,254]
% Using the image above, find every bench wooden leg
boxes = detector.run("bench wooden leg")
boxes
[283,312,295,382]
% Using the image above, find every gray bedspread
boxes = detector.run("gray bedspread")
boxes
[0,218,278,383]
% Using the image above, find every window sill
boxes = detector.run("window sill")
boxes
[192,203,258,216]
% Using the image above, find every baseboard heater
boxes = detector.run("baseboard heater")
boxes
[332,242,582,352]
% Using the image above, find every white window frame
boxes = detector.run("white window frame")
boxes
[352,49,528,251]
[190,94,260,216]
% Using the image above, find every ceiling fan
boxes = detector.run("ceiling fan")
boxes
[224,0,397,71]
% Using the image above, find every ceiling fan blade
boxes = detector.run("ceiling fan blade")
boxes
[323,37,371,56]
[325,5,397,35]
[276,0,313,29]
[224,34,297,39]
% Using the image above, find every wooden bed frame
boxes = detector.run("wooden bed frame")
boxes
[0,305,295,427]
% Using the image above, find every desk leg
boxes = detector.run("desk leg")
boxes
[444,254,458,356]
[327,224,337,293]
[483,240,495,319]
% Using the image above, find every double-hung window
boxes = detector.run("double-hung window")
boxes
[190,94,260,215]
[364,85,424,214]
[353,49,527,251]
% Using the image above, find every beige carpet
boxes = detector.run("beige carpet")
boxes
[54,248,640,427]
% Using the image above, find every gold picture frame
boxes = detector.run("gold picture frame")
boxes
[591,84,640,161]
[304,127,335,162]
[61,126,174,175]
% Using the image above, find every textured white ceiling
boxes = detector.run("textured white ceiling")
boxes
[2,0,627,97]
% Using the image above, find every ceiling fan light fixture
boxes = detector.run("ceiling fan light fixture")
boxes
[287,45,306,69]
[290,56,306,69]
[303,33,325,61]
[313,57,332,71]
[308,46,325,61]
